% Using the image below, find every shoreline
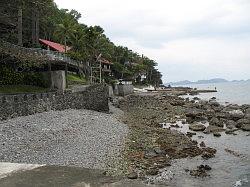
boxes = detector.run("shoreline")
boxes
[115,91,250,185]
[0,91,249,186]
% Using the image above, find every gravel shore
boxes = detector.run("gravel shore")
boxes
[0,107,128,170]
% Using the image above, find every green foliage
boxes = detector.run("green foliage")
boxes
[67,73,86,85]
[0,65,49,87]
[0,85,48,94]
[0,0,163,85]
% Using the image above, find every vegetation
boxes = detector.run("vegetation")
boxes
[0,85,48,94]
[67,73,86,85]
[0,0,162,86]
[0,65,49,87]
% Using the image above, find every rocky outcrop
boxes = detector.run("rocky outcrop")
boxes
[203,125,224,134]
[189,123,206,131]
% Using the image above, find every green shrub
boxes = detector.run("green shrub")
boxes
[0,65,49,87]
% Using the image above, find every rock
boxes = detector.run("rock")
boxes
[225,149,241,157]
[198,164,212,171]
[225,129,238,135]
[236,118,250,128]
[185,108,203,119]
[228,110,244,121]
[201,147,216,159]
[186,132,196,137]
[170,124,180,128]
[213,132,221,137]
[244,108,250,119]
[144,149,158,159]
[146,168,159,176]
[225,120,236,129]
[127,172,138,179]
[186,117,195,124]
[193,97,200,101]
[190,165,211,177]
[203,125,224,134]
[189,124,206,131]
[209,117,222,127]
[209,100,220,107]
[200,141,206,147]
[153,147,166,155]
[241,124,250,131]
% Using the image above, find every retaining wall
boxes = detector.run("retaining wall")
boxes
[0,84,109,120]
[117,84,134,96]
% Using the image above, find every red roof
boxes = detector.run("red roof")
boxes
[39,39,71,53]
[99,58,113,65]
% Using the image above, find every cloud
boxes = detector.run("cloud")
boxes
[54,0,250,82]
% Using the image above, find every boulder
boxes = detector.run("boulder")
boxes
[186,132,196,137]
[213,132,221,137]
[244,108,250,119]
[201,147,216,159]
[127,172,138,179]
[209,100,220,107]
[146,168,159,176]
[241,124,250,131]
[189,123,206,131]
[200,141,206,147]
[144,149,158,159]
[225,129,238,135]
[224,120,236,129]
[203,125,224,134]
[209,117,223,127]
[185,108,203,119]
[236,118,250,128]
[228,110,244,121]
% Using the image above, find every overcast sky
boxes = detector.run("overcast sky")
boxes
[54,0,250,82]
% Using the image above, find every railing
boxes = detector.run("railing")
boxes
[0,39,84,68]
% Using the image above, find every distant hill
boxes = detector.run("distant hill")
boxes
[166,78,249,86]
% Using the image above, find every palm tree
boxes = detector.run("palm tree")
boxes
[55,16,76,86]
[55,16,76,52]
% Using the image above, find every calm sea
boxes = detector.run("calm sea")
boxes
[182,81,250,105]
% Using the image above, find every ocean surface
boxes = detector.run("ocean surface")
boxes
[181,81,250,105]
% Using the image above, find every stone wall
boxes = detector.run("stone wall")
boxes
[0,84,109,121]
[116,84,134,96]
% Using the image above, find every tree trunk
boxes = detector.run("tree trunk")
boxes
[64,37,68,87]
[35,10,39,45]
[17,6,23,46]
[32,9,36,45]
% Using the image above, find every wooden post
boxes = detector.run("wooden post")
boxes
[99,60,102,83]
[17,6,23,46]
[48,61,52,89]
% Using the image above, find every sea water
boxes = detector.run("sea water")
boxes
[183,81,250,105]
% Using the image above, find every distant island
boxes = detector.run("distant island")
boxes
[166,78,250,86]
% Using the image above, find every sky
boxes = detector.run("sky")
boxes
[54,0,250,82]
